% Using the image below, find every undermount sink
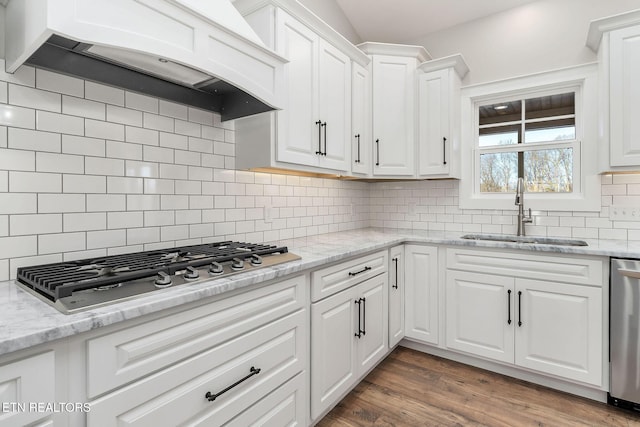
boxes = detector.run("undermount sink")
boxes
[460,234,588,247]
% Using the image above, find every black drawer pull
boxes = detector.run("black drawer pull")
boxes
[355,298,363,338]
[205,366,261,401]
[507,289,512,325]
[355,134,361,163]
[443,137,447,165]
[392,257,398,289]
[349,266,372,277]
[375,139,380,166]
[315,120,322,155]
[518,291,523,327]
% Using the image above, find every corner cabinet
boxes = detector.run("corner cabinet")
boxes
[417,55,468,178]
[235,0,370,175]
[588,11,640,170]
[445,248,607,387]
[404,244,439,345]
[388,245,404,347]
[358,43,430,178]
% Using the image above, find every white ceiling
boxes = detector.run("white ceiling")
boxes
[335,0,540,43]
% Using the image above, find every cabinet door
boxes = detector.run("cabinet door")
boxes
[318,39,351,171]
[356,273,388,376]
[388,245,404,347]
[515,279,602,386]
[418,69,450,176]
[610,25,640,166]
[446,270,514,363]
[275,9,319,167]
[404,245,438,345]
[310,286,357,420]
[351,62,371,175]
[371,55,416,176]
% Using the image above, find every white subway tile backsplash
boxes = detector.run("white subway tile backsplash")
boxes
[9,84,61,112]
[188,107,214,126]
[175,119,201,137]
[159,132,188,150]
[188,137,213,154]
[189,195,214,209]
[0,60,35,87]
[215,195,235,209]
[63,213,106,232]
[87,230,126,249]
[39,232,85,254]
[86,119,125,141]
[0,171,6,192]
[175,150,201,166]
[127,227,159,245]
[144,211,174,227]
[143,113,174,132]
[125,92,158,113]
[215,222,235,235]
[143,146,173,163]
[62,135,105,157]
[202,125,224,141]
[36,69,83,97]
[36,152,84,174]
[87,194,126,212]
[144,178,175,194]
[126,126,159,146]
[175,180,201,194]
[214,141,234,156]
[108,211,143,229]
[63,249,107,262]
[202,181,225,195]
[202,209,224,223]
[189,223,213,238]
[175,210,201,224]
[106,140,143,160]
[62,96,105,120]
[36,111,84,136]
[201,154,225,168]
[0,82,5,103]
[159,100,188,120]
[127,195,160,211]
[161,225,189,241]
[107,177,143,194]
[0,259,7,281]
[63,174,106,193]
[85,81,124,106]
[38,194,85,213]
[106,105,143,126]
[160,164,189,180]
[9,171,61,193]
[0,149,35,171]
[125,160,159,178]
[0,126,6,148]
[0,104,35,129]
[188,166,212,181]
[85,157,124,176]
[10,214,62,236]
[0,235,37,259]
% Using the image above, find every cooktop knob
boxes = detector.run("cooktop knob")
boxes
[249,254,263,266]
[209,261,224,275]
[231,257,245,270]
[183,266,199,281]
[154,271,172,288]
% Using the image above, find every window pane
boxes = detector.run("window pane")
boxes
[480,152,518,193]
[525,92,574,120]
[479,124,519,147]
[525,123,575,143]
[524,148,573,192]
[479,100,521,126]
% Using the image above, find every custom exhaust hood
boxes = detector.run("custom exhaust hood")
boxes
[5,0,286,121]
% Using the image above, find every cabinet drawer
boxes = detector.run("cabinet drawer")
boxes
[87,309,306,427]
[311,251,387,302]
[446,248,604,286]
[87,275,305,398]
[225,372,306,426]
[0,352,54,427]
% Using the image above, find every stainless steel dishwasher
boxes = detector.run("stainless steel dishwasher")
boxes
[609,258,640,411]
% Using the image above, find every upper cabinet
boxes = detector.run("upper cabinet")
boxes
[417,55,469,178]
[587,10,640,171]
[351,62,371,176]
[359,43,430,177]
[234,0,370,175]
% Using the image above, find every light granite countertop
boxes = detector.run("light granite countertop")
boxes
[1,228,639,357]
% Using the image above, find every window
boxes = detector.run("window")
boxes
[459,64,600,212]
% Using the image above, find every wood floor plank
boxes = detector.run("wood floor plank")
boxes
[317,347,640,426]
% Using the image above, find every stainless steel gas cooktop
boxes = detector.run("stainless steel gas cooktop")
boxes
[16,241,300,314]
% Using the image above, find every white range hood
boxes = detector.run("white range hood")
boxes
[4,0,286,120]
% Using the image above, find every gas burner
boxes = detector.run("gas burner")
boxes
[95,283,122,291]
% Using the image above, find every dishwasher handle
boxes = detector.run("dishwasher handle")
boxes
[618,269,640,280]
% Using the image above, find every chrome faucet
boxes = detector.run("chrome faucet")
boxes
[515,177,533,236]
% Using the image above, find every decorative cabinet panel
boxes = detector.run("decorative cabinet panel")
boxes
[417,55,468,178]
[445,248,605,387]
[388,245,404,347]
[404,244,439,345]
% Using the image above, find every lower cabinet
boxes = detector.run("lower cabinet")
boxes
[445,248,605,386]
[388,245,404,347]
[404,245,439,345]
[310,271,388,420]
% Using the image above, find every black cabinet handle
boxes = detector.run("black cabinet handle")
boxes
[205,366,261,401]
[375,139,380,166]
[507,289,512,325]
[362,297,366,336]
[392,257,398,289]
[348,266,371,277]
[354,298,363,338]
[315,120,322,155]
[355,134,361,163]
[518,291,522,327]
[321,122,327,156]
[443,137,447,165]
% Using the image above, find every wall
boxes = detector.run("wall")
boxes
[297,0,362,44]
[0,61,370,281]
[407,0,640,85]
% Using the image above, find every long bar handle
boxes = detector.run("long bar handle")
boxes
[518,291,522,327]
[349,266,371,277]
[618,269,640,279]
[315,120,322,155]
[375,139,380,166]
[507,289,512,325]
[355,134,361,163]
[354,299,363,338]
[321,122,327,156]
[205,366,261,401]
[361,297,366,336]
[443,137,447,165]
[392,257,398,289]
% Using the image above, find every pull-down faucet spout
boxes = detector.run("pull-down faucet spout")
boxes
[515,177,533,236]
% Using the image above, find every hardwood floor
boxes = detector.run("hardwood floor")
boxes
[317,346,640,426]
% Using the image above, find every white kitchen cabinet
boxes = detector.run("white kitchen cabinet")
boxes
[310,273,388,420]
[388,245,404,347]
[445,248,605,386]
[359,43,430,177]
[417,55,468,178]
[404,244,439,345]
[351,62,371,176]
[587,11,640,170]
[235,0,369,175]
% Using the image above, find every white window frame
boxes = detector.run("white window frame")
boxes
[459,63,600,212]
